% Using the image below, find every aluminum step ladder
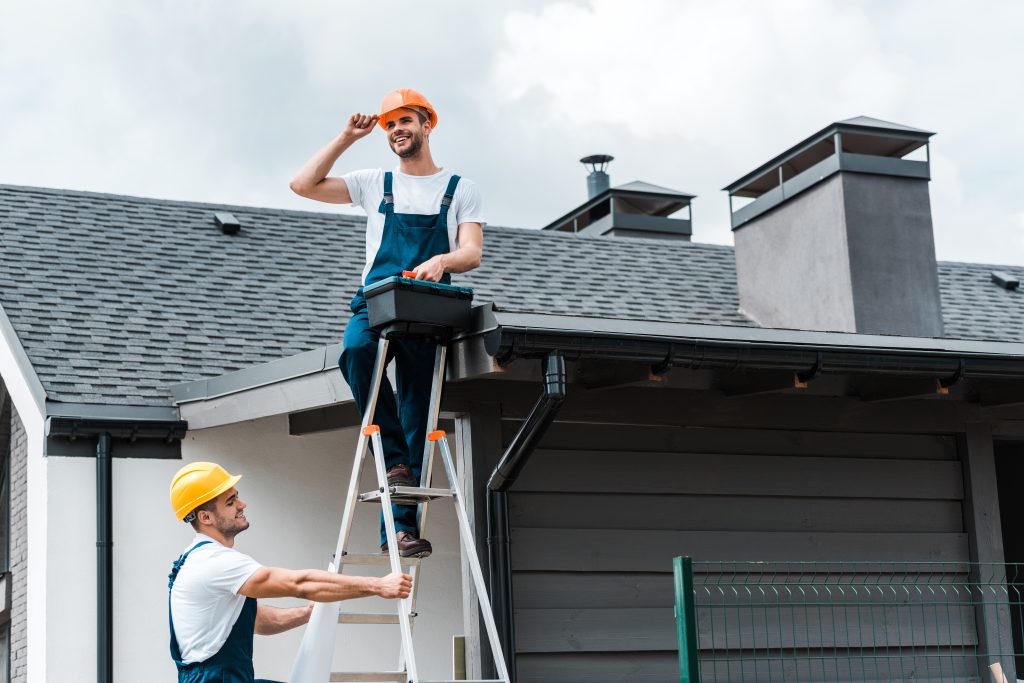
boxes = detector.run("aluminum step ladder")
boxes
[321,329,511,683]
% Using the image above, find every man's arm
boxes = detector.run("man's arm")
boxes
[239,567,411,602]
[412,222,483,282]
[289,113,378,204]
[255,603,313,636]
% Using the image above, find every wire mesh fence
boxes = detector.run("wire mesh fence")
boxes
[675,558,1024,683]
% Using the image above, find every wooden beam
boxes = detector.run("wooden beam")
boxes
[978,383,1024,408]
[959,423,1016,679]
[288,402,360,435]
[714,370,808,397]
[856,376,949,403]
[457,403,504,681]
[444,380,984,434]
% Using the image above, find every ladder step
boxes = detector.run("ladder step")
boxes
[338,612,415,625]
[336,553,422,567]
[330,673,407,682]
[358,486,454,505]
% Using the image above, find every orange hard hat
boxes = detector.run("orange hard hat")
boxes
[170,461,242,521]
[378,88,438,130]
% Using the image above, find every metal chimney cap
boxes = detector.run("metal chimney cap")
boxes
[580,154,614,173]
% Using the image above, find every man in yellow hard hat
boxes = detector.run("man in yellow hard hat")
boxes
[290,88,484,558]
[168,461,412,683]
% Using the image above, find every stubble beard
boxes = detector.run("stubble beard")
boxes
[391,132,424,159]
[214,511,249,541]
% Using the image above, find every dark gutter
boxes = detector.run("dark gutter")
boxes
[45,416,188,683]
[484,322,1024,380]
[485,353,568,682]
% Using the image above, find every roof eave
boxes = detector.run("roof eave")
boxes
[483,311,1024,380]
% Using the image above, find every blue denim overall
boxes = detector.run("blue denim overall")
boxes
[340,171,461,544]
[168,541,281,683]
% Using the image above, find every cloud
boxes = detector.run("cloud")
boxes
[1,0,1022,266]
[490,0,1024,266]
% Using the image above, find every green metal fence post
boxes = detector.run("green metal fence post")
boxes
[674,556,701,683]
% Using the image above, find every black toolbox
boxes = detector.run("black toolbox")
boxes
[363,275,475,333]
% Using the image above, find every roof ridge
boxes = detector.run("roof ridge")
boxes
[0,183,365,222]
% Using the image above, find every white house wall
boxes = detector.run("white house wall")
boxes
[43,412,464,682]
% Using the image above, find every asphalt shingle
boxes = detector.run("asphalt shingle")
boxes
[1,184,1022,408]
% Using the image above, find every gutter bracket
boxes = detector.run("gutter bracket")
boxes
[938,358,967,394]
[795,352,823,388]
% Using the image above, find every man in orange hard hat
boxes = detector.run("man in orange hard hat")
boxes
[290,88,484,558]
[167,461,412,683]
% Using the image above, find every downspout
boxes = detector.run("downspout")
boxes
[485,352,567,682]
[96,433,113,683]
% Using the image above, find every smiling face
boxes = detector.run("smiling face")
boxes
[194,487,249,540]
[382,107,430,159]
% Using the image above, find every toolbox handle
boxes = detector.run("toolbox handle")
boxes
[401,270,418,279]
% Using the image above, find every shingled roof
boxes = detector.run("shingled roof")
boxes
[1,184,1022,408]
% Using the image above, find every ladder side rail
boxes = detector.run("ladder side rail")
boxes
[436,436,512,683]
[399,342,447,673]
[332,337,391,568]
[416,343,447,531]
[369,428,420,682]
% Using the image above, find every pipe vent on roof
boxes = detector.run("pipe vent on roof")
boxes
[991,271,1020,291]
[213,212,241,235]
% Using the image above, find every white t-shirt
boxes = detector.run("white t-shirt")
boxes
[341,167,485,285]
[169,534,263,664]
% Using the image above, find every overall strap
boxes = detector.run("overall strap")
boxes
[168,540,213,668]
[168,540,212,589]
[378,171,395,215]
[438,174,461,220]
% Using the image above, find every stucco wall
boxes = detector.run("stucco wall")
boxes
[42,412,464,682]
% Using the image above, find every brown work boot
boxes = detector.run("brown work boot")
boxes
[381,531,433,558]
[386,463,417,487]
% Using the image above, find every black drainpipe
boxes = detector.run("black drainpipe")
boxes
[486,352,567,682]
[97,433,113,683]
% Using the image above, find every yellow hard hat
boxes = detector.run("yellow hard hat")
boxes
[378,88,438,130]
[170,462,242,521]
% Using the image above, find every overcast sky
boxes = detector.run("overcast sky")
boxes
[2,0,1022,266]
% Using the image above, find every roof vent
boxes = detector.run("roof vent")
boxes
[991,271,1020,291]
[213,212,241,235]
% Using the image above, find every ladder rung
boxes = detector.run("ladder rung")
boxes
[358,486,454,505]
[330,672,407,682]
[336,553,422,567]
[338,612,415,624]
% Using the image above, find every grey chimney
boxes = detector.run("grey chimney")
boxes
[541,155,696,240]
[725,117,943,337]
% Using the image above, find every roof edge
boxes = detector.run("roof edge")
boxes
[168,309,1024,406]
[0,303,47,416]
[45,400,181,422]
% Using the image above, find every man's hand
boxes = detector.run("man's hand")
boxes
[343,113,378,142]
[290,113,378,204]
[377,572,413,599]
[412,254,448,282]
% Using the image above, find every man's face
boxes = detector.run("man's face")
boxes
[200,487,249,539]
[383,108,428,159]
